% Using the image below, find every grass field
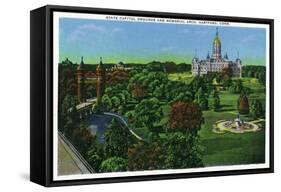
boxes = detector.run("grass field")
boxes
[200,80,266,166]
[199,111,265,166]
[168,72,194,84]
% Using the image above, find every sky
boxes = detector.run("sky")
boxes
[59,17,266,65]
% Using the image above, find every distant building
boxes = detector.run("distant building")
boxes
[107,61,127,72]
[192,28,242,77]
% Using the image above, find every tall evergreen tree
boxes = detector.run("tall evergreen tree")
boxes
[212,90,221,112]
[238,92,249,114]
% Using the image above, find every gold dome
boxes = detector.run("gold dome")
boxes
[213,27,221,45]
[213,36,221,45]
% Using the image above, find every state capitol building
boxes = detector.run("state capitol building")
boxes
[192,28,242,77]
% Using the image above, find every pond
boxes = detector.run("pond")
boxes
[87,114,114,143]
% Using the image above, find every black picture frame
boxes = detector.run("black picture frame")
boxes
[30,5,274,187]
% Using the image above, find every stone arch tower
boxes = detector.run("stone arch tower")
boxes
[77,56,85,103]
[96,57,105,104]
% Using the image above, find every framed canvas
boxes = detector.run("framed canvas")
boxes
[30,5,274,187]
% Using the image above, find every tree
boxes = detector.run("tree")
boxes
[132,85,147,100]
[101,94,112,111]
[100,157,128,172]
[61,95,79,137]
[229,80,243,94]
[87,142,105,172]
[212,90,220,111]
[111,96,121,111]
[71,122,95,156]
[160,132,203,169]
[221,74,232,88]
[168,101,203,134]
[257,72,266,85]
[104,119,133,159]
[152,84,165,99]
[191,76,207,93]
[133,98,163,135]
[250,99,264,118]
[195,87,208,110]
[128,142,162,171]
[238,93,249,114]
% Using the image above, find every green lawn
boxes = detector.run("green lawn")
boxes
[168,72,194,84]
[199,110,265,166]
[200,84,266,166]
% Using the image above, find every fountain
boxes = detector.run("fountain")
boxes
[213,113,261,134]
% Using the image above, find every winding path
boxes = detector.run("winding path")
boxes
[104,112,144,141]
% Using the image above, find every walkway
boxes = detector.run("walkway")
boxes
[58,132,94,175]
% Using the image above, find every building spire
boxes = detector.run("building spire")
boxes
[237,50,240,59]
[195,48,197,58]
[100,56,103,64]
[81,56,84,64]
[224,52,228,60]
[216,27,218,36]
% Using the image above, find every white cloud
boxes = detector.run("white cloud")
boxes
[68,24,123,41]
[79,24,107,32]
[161,46,176,52]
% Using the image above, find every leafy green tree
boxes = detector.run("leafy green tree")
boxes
[172,91,193,103]
[250,99,264,118]
[117,92,126,104]
[229,80,243,94]
[133,98,163,135]
[212,90,221,111]
[125,110,136,124]
[101,94,112,111]
[104,119,133,159]
[62,95,79,137]
[111,96,121,111]
[152,84,165,99]
[100,157,128,172]
[257,72,266,85]
[87,142,105,172]
[71,122,95,156]
[88,153,103,172]
[221,74,232,88]
[160,132,203,169]
[191,76,207,93]
[195,87,208,110]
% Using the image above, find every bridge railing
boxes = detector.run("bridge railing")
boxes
[59,131,95,173]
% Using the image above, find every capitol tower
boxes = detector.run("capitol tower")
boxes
[212,27,222,59]
[192,27,242,77]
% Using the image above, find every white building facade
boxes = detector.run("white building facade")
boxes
[192,28,242,77]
